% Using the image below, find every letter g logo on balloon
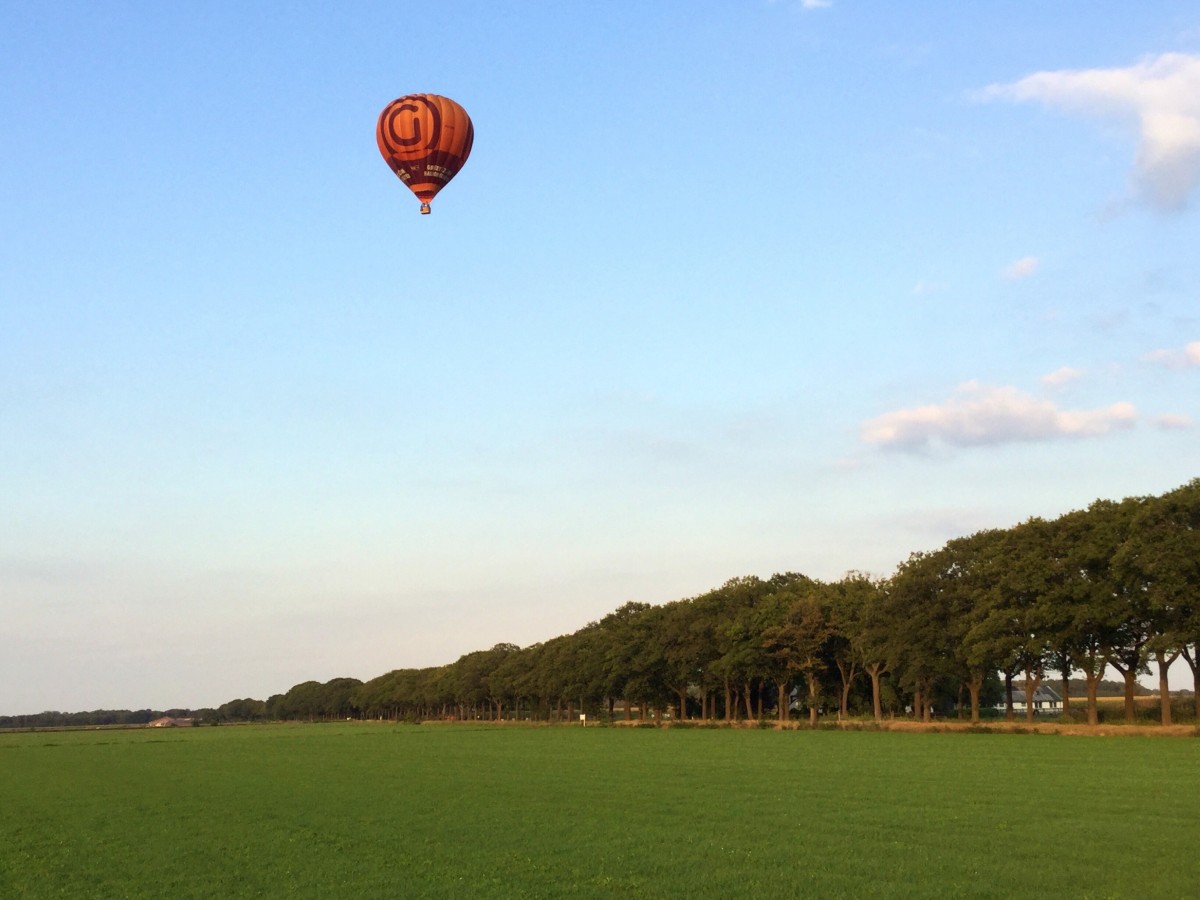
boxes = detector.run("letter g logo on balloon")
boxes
[381,95,442,159]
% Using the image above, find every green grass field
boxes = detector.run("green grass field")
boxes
[1,723,1196,898]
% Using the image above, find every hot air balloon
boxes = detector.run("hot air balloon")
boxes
[376,94,473,214]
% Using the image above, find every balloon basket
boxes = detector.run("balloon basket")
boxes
[420,202,431,215]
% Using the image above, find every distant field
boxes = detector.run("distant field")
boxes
[1,723,1196,898]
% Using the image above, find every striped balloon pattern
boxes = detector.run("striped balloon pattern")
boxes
[376,94,474,214]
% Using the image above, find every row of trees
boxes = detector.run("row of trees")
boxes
[0,708,197,730]
[6,481,1193,730]
[260,479,1198,729]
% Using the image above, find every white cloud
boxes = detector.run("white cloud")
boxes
[1145,340,1200,367]
[1003,256,1040,280]
[979,53,1200,210]
[861,381,1136,451]
[1040,366,1083,387]
[800,0,832,8]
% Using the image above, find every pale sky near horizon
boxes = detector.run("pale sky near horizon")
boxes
[3,2,1199,714]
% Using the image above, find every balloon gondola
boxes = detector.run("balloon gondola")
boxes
[376,94,473,214]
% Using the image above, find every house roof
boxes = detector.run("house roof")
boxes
[1011,686,1061,703]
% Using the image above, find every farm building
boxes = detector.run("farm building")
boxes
[995,686,1063,714]
[146,717,194,727]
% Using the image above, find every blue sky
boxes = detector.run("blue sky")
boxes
[3,2,1199,713]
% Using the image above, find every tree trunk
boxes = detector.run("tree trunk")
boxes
[807,675,819,728]
[840,680,852,721]
[1003,672,1014,722]
[967,673,983,724]
[777,681,789,724]
[1060,671,1071,717]
[913,687,923,721]
[742,682,754,722]
[676,687,688,721]
[1023,670,1043,725]
[835,658,857,721]
[1079,654,1106,725]
[724,678,733,722]
[1184,646,1200,718]
[1155,648,1181,727]
[1084,673,1100,725]
[866,664,884,721]
[1107,662,1139,724]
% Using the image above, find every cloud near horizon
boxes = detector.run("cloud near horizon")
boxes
[979,53,1200,210]
[861,381,1136,451]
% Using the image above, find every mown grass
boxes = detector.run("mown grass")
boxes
[0,723,1196,898]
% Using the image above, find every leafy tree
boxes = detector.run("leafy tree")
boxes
[822,575,870,720]
[710,577,772,721]
[850,575,894,720]
[762,587,832,726]
[1113,480,1200,722]
[657,598,708,719]
[1086,498,1156,723]
[886,546,972,721]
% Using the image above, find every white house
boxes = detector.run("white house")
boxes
[1007,686,1063,714]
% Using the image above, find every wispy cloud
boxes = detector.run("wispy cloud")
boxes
[1040,366,1083,387]
[1145,340,1200,367]
[1155,413,1193,430]
[978,53,1200,210]
[800,0,832,8]
[911,279,946,296]
[861,381,1136,451]
[1002,256,1040,280]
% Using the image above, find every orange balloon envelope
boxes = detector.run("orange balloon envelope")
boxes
[377,94,474,214]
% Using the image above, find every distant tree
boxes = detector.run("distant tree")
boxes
[850,576,894,721]
[1114,480,1200,722]
[657,598,708,720]
[885,548,966,721]
[824,574,876,720]
[1085,498,1156,723]
[762,587,832,726]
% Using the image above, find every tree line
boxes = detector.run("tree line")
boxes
[4,480,1195,731]
[263,478,1200,728]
